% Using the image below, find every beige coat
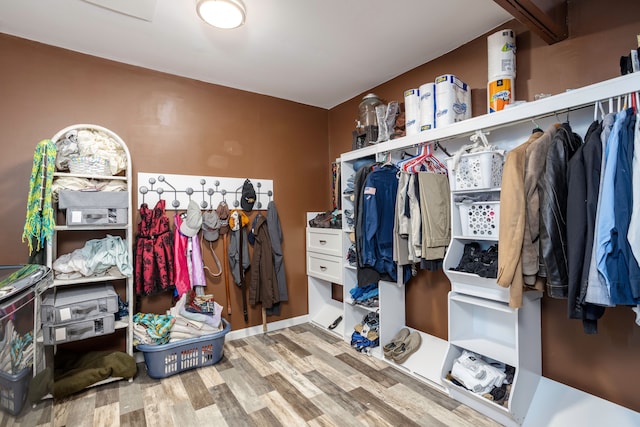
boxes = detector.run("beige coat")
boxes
[497,130,544,308]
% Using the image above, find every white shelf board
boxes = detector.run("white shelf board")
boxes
[522,377,640,427]
[309,302,344,338]
[52,273,128,287]
[54,224,129,231]
[388,330,449,390]
[341,73,640,161]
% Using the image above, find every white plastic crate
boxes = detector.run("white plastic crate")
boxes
[446,151,504,191]
[458,202,500,237]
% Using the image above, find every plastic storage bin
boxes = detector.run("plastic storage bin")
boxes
[0,367,31,416]
[40,283,118,324]
[458,202,500,237]
[447,151,504,191]
[137,319,230,379]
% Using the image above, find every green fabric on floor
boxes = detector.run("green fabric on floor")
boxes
[28,350,137,401]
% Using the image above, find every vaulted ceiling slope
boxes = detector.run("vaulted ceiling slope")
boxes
[0,0,513,108]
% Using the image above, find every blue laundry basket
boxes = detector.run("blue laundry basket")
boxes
[136,318,230,379]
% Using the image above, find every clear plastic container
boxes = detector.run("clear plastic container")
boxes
[358,93,383,129]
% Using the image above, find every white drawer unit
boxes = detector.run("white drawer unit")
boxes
[306,228,343,257]
[306,212,345,337]
[307,251,342,284]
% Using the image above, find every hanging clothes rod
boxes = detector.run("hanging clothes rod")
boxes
[137,172,274,211]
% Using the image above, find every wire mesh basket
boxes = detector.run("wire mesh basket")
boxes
[68,155,111,176]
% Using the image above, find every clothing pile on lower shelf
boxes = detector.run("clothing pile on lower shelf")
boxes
[133,291,224,346]
[349,283,378,308]
[447,350,514,406]
[451,242,498,278]
[350,312,379,354]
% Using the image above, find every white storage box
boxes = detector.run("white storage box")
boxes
[458,202,500,237]
[58,190,128,226]
[446,151,504,191]
[41,283,118,325]
[42,313,115,345]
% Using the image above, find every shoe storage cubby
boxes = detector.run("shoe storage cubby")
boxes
[441,291,541,426]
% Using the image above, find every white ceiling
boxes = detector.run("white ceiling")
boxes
[0,0,513,109]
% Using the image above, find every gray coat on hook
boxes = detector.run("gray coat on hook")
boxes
[266,201,288,315]
[228,227,250,286]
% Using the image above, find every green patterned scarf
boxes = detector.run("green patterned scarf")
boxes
[22,139,57,255]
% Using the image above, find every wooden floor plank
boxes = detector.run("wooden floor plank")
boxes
[268,358,322,399]
[169,400,201,427]
[195,404,229,426]
[218,367,267,414]
[335,353,399,388]
[92,402,119,427]
[118,379,145,415]
[309,392,366,427]
[268,332,312,358]
[248,407,284,427]
[10,323,502,427]
[379,365,460,411]
[208,382,253,427]
[259,390,308,426]
[94,381,119,408]
[263,372,323,421]
[348,386,421,427]
[233,342,279,376]
[195,363,226,389]
[142,384,174,427]
[62,392,96,427]
[120,408,147,427]
[303,369,369,416]
[179,369,216,410]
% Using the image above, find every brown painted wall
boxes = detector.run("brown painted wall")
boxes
[2,0,640,414]
[0,34,331,334]
[328,0,640,412]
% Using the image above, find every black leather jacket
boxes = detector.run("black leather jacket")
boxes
[538,123,583,298]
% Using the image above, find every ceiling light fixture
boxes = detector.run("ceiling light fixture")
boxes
[196,0,246,29]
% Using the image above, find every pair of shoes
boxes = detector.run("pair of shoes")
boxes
[383,328,410,359]
[327,316,342,330]
[389,331,422,364]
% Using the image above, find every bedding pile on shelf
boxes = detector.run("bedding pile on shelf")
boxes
[52,235,132,280]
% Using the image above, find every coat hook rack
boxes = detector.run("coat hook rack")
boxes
[137,172,274,211]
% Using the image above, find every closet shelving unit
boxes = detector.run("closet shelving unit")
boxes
[34,124,134,395]
[306,212,345,337]
[321,72,640,424]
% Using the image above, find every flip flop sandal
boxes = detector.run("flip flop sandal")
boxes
[327,316,342,330]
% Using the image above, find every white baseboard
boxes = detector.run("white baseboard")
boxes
[225,314,310,341]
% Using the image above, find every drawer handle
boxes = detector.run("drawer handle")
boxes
[319,240,327,245]
[319,266,327,271]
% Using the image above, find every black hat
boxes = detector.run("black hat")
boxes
[241,179,256,211]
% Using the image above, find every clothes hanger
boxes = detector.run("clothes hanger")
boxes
[396,145,423,172]
[531,118,543,133]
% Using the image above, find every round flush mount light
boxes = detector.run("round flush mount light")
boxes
[196,0,246,29]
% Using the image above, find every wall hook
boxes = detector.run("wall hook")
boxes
[158,175,180,208]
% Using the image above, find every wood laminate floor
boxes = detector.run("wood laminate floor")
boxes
[2,323,501,427]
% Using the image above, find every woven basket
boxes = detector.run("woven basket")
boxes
[68,156,110,176]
